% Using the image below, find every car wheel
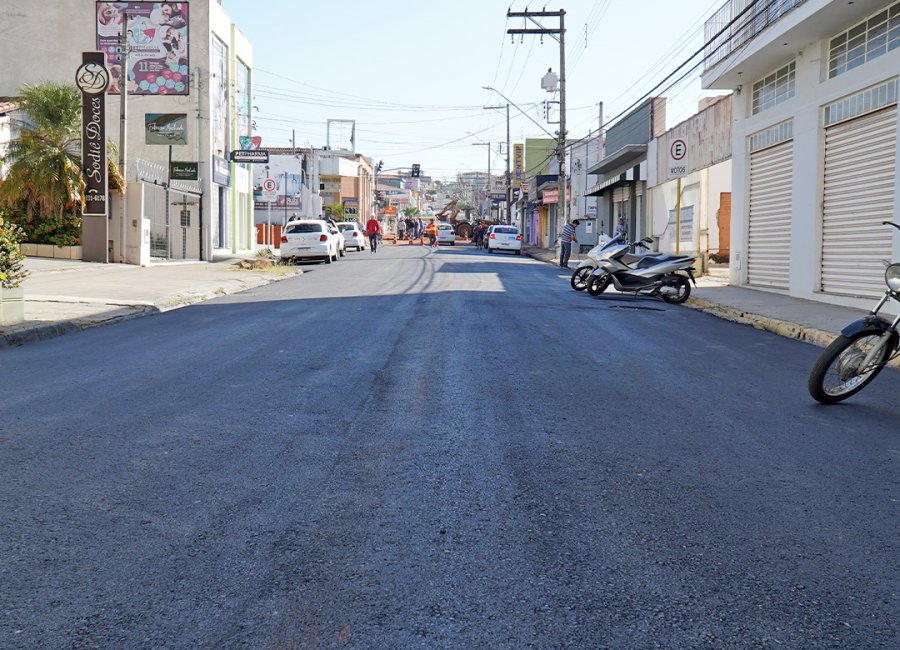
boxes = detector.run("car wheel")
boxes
[339,247,345,257]
[515,250,522,255]
[324,253,332,264]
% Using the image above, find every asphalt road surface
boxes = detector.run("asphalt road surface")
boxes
[1,243,898,649]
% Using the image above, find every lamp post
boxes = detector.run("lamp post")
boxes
[484,104,510,223]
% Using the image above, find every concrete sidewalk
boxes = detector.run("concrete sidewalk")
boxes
[0,256,301,349]
[523,244,886,350]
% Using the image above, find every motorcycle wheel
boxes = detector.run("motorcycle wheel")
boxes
[587,273,611,296]
[808,332,892,404]
[570,267,591,291]
[661,276,691,304]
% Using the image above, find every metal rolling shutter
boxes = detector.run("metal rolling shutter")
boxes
[821,106,897,298]
[747,140,793,289]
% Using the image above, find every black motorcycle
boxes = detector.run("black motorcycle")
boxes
[808,221,900,403]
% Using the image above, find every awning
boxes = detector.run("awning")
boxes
[585,166,641,197]
[586,144,647,176]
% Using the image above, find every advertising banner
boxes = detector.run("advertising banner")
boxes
[145,112,187,145]
[77,52,109,217]
[96,2,189,96]
[513,143,524,187]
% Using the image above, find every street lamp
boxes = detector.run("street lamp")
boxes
[484,102,510,223]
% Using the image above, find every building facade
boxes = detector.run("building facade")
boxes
[0,1,254,262]
[703,0,900,309]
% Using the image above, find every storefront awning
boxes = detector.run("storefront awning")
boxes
[586,144,647,176]
[585,166,641,197]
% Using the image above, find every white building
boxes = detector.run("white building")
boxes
[703,0,900,309]
[0,0,254,262]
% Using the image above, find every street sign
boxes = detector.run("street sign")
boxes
[261,177,277,203]
[230,149,269,164]
[170,161,198,181]
[668,138,688,178]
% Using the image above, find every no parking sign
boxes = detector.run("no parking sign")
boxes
[262,178,277,202]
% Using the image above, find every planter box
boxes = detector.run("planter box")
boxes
[0,286,24,325]
[24,244,83,260]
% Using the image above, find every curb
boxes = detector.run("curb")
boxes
[0,267,301,350]
[683,297,836,348]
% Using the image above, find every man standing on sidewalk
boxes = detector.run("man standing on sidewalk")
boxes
[559,219,580,269]
[366,216,381,253]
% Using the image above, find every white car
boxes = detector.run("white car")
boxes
[487,225,522,255]
[437,222,456,245]
[337,222,367,251]
[280,219,343,264]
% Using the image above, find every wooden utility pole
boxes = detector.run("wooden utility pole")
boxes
[507,9,567,227]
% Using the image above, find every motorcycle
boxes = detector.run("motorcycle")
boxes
[587,237,697,303]
[569,233,618,291]
[808,221,900,404]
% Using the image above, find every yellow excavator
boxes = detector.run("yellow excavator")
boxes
[432,199,486,240]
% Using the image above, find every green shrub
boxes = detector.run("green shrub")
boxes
[0,216,28,288]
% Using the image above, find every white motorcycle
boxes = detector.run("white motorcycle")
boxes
[587,236,697,303]
[569,234,614,291]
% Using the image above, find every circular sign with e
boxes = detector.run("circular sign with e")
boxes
[75,62,110,95]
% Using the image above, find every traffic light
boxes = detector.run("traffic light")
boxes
[376,160,383,174]
[411,163,420,178]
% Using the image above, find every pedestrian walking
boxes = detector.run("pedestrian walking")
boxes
[366,216,381,253]
[397,218,407,241]
[559,219,580,269]
[426,219,439,248]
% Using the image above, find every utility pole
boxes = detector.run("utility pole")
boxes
[484,104,511,223]
[507,9,568,228]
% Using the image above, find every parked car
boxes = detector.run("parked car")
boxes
[324,218,347,255]
[337,222,367,251]
[487,225,522,255]
[280,219,342,264]
[437,222,456,245]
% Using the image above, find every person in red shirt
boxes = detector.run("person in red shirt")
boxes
[365,217,382,253]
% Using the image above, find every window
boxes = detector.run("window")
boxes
[752,62,795,114]
[494,227,518,234]
[286,223,322,234]
[829,2,900,78]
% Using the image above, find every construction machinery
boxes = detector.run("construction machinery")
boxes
[433,199,489,239]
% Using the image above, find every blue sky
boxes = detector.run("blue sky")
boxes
[222,0,727,181]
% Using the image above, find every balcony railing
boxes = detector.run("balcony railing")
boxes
[704,0,807,70]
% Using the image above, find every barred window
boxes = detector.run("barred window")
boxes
[829,2,900,78]
[752,62,795,115]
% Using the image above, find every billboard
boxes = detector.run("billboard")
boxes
[145,113,187,144]
[513,143,524,187]
[96,2,189,96]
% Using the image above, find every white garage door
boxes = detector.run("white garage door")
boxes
[747,139,793,289]
[821,105,897,298]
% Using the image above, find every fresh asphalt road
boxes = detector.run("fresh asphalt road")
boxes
[1,243,898,649]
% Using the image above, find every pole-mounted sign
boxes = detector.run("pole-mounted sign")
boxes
[77,52,109,217]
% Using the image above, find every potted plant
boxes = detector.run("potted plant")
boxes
[0,216,28,324]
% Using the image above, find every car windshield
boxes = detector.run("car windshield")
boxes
[337,224,355,231]
[286,223,322,233]
[495,227,517,234]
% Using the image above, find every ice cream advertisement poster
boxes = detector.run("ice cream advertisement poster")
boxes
[96,2,189,96]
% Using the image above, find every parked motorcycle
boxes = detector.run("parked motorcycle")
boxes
[586,238,697,303]
[808,221,900,404]
[570,234,613,291]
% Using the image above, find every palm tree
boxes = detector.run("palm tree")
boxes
[0,82,84,223]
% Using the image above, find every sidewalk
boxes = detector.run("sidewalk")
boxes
[0,256,301,349]
[523,245,877,350]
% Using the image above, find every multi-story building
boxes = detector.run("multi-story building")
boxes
[703,0,900,308]
[0,0,254,262]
